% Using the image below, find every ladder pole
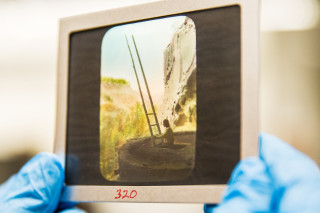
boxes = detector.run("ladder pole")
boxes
[131,35,162,134]
[125,35,155,142]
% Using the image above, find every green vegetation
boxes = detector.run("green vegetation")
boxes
[100,102,148,181]
[101,77,129,85]
[102,94,113,103]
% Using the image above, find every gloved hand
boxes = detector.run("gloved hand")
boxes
[205,133,320,213]
[0,153,84,213]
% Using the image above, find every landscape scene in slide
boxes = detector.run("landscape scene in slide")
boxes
[100,16,197,182]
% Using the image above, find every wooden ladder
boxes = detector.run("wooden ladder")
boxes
[125,35,162,146]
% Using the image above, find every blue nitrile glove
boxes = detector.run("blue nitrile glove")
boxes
[0,153,85,213]
[204,133,320,213]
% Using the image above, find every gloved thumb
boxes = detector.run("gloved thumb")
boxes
[0,153,64,213]
[205,157,273,213]
[58,207,86,213]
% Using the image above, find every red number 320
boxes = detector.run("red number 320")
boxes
[114,189,137,199]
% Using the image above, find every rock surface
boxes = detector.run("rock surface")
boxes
[158,17,197,131]
[118,131,196,182]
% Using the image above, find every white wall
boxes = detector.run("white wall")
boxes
[0,0,153,159]
[260,29,320,165]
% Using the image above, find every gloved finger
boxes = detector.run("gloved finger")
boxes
[260,133,320,184]
[259,133,320,212]
[203,204,217,212]
[205,157,273,213]
[57,201,78,211]
[57,207,86,213]
[0,153,64,213]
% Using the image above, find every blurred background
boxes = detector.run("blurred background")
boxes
[0,0,319,212]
